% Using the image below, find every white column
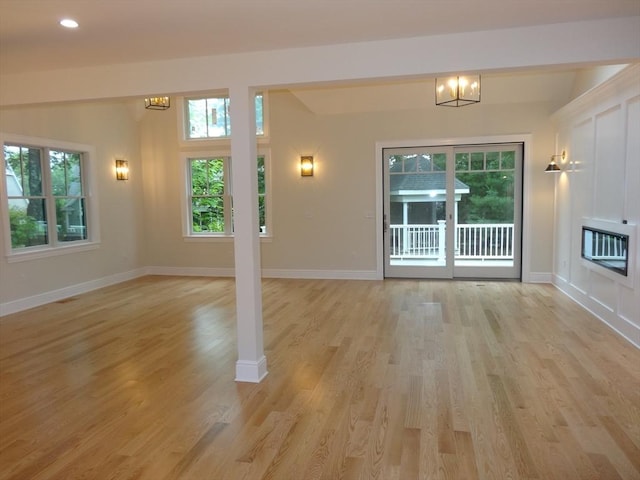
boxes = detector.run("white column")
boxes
[229,85,267,383]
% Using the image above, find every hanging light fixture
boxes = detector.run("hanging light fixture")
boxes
[545,151,565,172]
[144,96,170,110]
[435,75,481,107]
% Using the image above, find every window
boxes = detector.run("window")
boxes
[2,136,96,259]
[187,154,268,236]
[185,93,264,140]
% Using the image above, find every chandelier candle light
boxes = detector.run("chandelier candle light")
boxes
[144,96,170,110]
[435,75,481,107]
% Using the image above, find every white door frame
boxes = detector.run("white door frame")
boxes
[375,134,534,281]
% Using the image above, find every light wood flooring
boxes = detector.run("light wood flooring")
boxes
[1,276,639,480]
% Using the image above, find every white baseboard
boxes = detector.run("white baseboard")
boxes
[524,272,553,283]
[146,266,235,277]
[552,275,640,349]
[263,268,378,280]
[0,268,147,317]
[235,356,268,383]
[148,266,378,281]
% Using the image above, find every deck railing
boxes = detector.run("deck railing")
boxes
[390,223,514,260]
[586,230,627,260]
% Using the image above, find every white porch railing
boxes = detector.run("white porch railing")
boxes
[390,223,514,260]
[585,230,627,260]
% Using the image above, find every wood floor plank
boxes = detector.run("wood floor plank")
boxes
[1,277,639,480]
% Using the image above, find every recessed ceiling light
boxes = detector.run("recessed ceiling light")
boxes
[60,18,79,29]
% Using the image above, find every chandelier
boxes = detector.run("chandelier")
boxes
[435,75,480,107]
[144,96,171,110]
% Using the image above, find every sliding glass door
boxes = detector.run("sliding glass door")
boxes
[383,146,454,278]
[452,145,522,278]
[383,143,522,279]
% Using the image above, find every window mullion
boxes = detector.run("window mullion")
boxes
[42,148,57,246]
[224,98,231,137]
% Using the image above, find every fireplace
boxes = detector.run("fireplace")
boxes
[581,226,629,276]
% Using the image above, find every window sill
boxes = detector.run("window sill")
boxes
[178,135,270,149]
[6,241,100,263]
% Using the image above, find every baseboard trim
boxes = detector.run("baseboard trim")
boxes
[263,268,378,280]
[525,272,553,283]
[147,266,378,281]
[0,268,147,317]
[552,276,640,349]
[146,266,235,277]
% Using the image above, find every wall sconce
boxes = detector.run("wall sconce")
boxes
[115,159,129,180]
[300,156,314,177]
[435,75,481,107]
[545,150,565,172]
[144,96,170,110]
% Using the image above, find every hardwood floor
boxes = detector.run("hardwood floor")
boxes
[0,276,638,480]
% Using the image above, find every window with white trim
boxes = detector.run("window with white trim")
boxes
[187,153,268,236]
[185,93,264,140]
[2,137,96,258]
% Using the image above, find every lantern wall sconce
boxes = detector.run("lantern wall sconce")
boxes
[144,96,170,110]
[300,156,314,177]
[545,150,566,173]
[435,75,481,107]
[115,159,129,180]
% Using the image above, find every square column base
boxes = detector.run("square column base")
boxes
[235,356,268,383]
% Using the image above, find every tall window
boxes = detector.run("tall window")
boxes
[187,154,268,236]
[4,142,89,252]
[185,93,264,140]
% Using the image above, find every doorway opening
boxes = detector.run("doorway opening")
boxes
[382,142,523,280]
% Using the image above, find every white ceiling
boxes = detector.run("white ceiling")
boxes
[1,0,639,75]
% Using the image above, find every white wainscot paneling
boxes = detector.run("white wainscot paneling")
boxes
[569,261,589,295]
[569,216,589,293]
[555,173,572,281]
[552,65,640,349]
[570,118,594,218]
[625,96,640,222]
[589,270,617,313]
[593,106,625,220]
[619,285,640,327]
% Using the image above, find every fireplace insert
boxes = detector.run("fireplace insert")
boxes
[581,226,629,276]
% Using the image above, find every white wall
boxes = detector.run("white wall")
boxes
[0,101,144,313]
[552,65,640,347]
[0,83,558,312]
[138,89,557,278]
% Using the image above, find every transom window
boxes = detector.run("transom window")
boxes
[3,139,93,256]
[185,93,264,140]
[187,154,267,236]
